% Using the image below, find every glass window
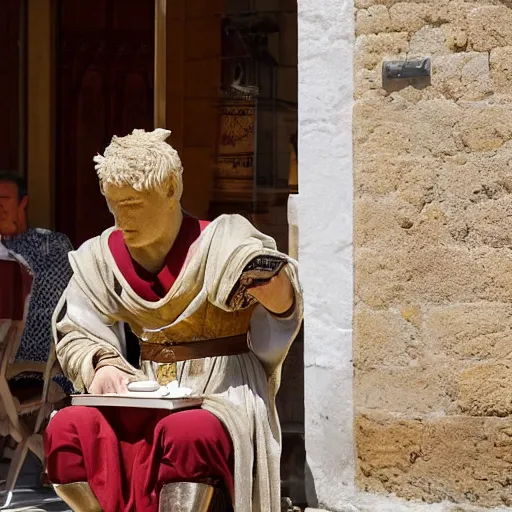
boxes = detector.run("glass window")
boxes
[212,3,298,254]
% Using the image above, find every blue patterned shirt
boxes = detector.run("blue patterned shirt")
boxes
[3,228,73,367]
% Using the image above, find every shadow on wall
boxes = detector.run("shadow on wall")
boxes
[305,462,319,508]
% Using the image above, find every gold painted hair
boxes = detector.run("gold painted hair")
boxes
[94,128,183,199]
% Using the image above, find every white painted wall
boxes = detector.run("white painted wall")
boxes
[298,0,356,509]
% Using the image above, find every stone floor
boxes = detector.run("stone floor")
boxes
[0,454,69,511]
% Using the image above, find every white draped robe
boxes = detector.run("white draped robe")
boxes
[53,214,303,512]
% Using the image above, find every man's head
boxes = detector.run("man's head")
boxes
[94,129,183,248]
[0,172,28,236]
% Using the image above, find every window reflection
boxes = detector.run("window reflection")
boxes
[210,4,298,253]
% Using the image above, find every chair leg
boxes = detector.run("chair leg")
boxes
[27,433,44,463]
[0,436,6,462]
[0,437,29,509]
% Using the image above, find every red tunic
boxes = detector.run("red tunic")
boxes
[44,216,234,512]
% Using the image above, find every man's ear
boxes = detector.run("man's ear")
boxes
[19,195,29,212]
[166,182,175,199]
[16,195,29,233]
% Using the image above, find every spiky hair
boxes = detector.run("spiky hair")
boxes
[94,128,183,198]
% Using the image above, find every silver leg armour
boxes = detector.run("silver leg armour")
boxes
[159,482,215,512]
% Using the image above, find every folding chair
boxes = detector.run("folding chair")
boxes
[0,255,63,509]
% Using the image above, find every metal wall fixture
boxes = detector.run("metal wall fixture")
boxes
[382,57,431,92]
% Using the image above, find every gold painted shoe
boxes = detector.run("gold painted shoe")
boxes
[53,482,102,512]
[159,482,214,512]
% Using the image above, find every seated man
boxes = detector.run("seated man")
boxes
[0,173,73,462]
[0,172,74,370]
[44,129,302,512]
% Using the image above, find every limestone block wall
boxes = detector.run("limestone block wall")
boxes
[354,0,512,507]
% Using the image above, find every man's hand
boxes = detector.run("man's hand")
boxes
[247,269,294,315]
[89,366,130,395]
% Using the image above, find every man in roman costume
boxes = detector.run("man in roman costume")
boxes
[44,129,302,512]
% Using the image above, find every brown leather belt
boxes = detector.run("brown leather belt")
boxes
[139,333,250,364]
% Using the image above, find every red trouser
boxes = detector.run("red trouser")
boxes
[44,406,233,512]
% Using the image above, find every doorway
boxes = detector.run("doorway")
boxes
[0,0,25,178]
[54,0,155,247]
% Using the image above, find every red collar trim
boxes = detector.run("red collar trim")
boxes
[108,216,210,301]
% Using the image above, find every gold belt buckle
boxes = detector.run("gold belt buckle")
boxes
[160,344,176,364]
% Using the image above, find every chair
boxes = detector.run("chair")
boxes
[0,256,64,509]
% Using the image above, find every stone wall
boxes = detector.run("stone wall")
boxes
[354,0,512,508]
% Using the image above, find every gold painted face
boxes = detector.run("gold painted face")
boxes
[103,183,177,248]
